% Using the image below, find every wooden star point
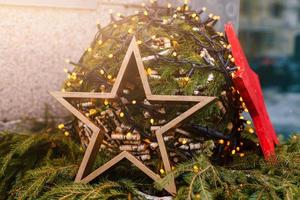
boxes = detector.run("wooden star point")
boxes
[51,36,216,195]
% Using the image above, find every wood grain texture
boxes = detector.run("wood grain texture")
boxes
[51,36,216,195]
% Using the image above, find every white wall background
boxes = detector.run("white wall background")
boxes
[0,0,239,121]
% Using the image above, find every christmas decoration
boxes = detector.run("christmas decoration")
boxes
[52,37,216,195]
[51,0,278,197]
[225,24,279,158]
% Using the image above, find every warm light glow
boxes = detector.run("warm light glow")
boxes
[104,99,109,106]
[249,128,255,134]
[89,109,97,115]
[147,68,152,75]
[64,131,70,137]
[193,165,199,172]
[219,139,224,144]
[58,124,64,129]
[126,132,132,137]
[128,28,133,34]
[150,118,155,124]
[119,112,125,118]
[160,168,165,174]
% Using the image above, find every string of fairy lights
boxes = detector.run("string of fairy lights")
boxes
[58,0,258,174]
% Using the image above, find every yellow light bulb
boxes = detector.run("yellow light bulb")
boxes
[128,28,133,34]
[104,99,109,106]
[239,116,244,120]
[182,139,187,145]
[147,68,152,75]
[236,147,240,151]
[79,80,83,84]
[195,194,201,199]
[219,139,224,144]
[137,40,142,45]
[67,82,71,87]
[89,109,97,116]
[58,124,65,129]
[87,47,92,52]
[100,69,105,75]
[98,40,103,45]
[249,128,255,134]
[113,24,117,28]
[246,120,252,125]
[108,54,113,58]
[150,118,154,124]
[167,3,171,8]
[107,74,112,80]
[240,153,245,157]
[193,165,199,173]
[144,10,148,16]
[172,52,177,57]
[160,169,165,174]
[191,13,197,18]
[126,132,132,137]
[64,131,70,137]
[132,100,137,104]
[119,112,125,118]
[231,149,236,155]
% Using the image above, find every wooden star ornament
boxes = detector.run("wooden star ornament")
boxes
[51,37,216,195]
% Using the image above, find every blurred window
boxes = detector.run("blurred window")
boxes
[270,2,284,18]
[240,0,252,16]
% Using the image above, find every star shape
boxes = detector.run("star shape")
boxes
[51,37,216,195]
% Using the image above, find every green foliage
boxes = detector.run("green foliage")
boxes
[0,131,299,199]
[157,134,300,200]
